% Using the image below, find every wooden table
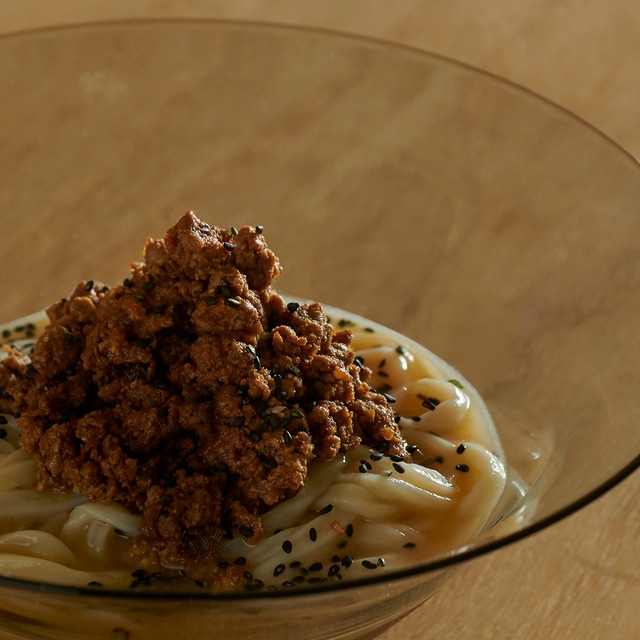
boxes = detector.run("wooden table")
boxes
[1,3,639,639]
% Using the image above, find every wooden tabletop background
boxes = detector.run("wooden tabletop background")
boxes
[1,2,639,639]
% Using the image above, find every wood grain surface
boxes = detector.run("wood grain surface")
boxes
[1,3,638,639]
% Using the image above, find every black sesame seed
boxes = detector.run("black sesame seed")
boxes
[411,416,422,422]
[256,225,264,234]
[260,455,278,469]
[364,327,375,333]
[359,459,372,471]
[123,278,133,287]
[286,302,300,313]
[380,391,396,404]
[309,528,317,542]
[341,555,353,568]
[392,462,405,474]
[273,564,286,577]
[395,345,406,355]
[328,564,341,577]
[239,526,254,538]
[370,451,384,461]
[223,242,235,251]
[289,561,301,568]
[345,523,354,538]
[455,463,470,472]
[456,443,466,454]
[87,581,103,588]
[377,557,385,567]
[234,556,247,566]
[309,562,323,572]
[362,560,378,570]
[353,356,365,368]
[250,431,261,442]
[377,370,390,378]
[318,504,333,515]
[131,569,146,578]
[389,454,404,462]
[141,281,155,292]
[0,416,8,426]
[84,280,94,291]
[290,408,304,419]
[230,226,238,236]
[225,298,241,308]
[421,397,440,411]
[282,581,296,588]
[282,540,293,554]
[403,542,416,549]
[358,463,369,474]
[282,430,292,445]
[407,445,419,454]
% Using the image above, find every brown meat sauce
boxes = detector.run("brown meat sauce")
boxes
[0,212,405,583]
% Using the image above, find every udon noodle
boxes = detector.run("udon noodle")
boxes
[0,306,507,591]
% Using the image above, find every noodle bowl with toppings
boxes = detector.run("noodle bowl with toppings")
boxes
[0,214,516,593]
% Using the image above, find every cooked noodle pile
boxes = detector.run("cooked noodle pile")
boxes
[0,310,506,590]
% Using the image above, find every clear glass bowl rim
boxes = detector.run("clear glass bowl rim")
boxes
[0,17,638,601]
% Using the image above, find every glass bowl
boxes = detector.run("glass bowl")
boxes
[0,20,639,640]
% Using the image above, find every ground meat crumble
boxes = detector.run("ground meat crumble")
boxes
[0,212,406,583]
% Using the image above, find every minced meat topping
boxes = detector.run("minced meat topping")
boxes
[0,212,405,571]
